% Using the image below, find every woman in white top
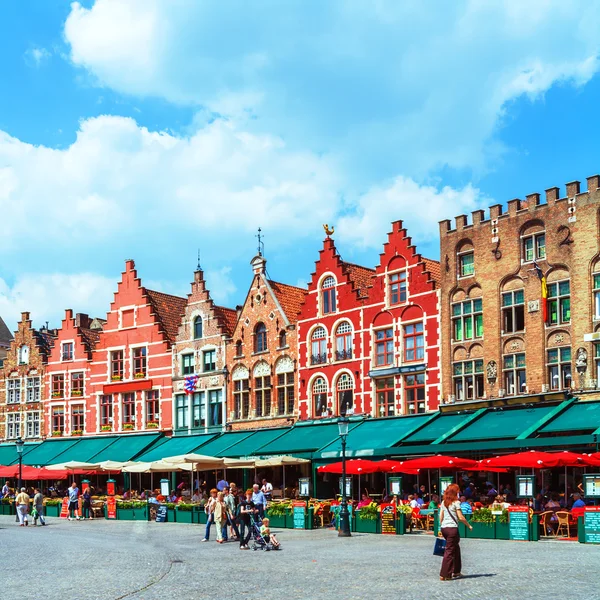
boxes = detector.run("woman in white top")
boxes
[438,483,473,581]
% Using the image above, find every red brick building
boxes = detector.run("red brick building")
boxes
[297,223,441,419]
[44,310,101,438]
[172,267,237,434]
[226,253,306,430]
[86,260,186,435]
[0,312,54,441]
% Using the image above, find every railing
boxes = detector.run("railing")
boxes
[310,353,327,365]
[335,349,352,361]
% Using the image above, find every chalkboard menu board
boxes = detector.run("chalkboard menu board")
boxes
[292,501,306,529]
[380,503,396,535]
[584,507,600,544]
[583,474,600,498]
[156,504,168,523]
[508,507,529,541]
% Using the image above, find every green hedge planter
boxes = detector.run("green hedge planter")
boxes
[266,514,287,529]
[175,509,193,524]
[198,511,208,525]
[117,507,148,521]
[0,503,13,516]
[44,504,61,517]
[395,513,406,535]
[468,521,495,539]
[355,517,381,534]
[495,522,510,540]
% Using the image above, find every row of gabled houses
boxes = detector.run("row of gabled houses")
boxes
[0,220,439,441]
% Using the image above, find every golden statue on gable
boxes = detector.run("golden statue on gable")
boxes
[323,224,335,236]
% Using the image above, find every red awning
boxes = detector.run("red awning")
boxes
[479,450,594,469]
[0,465,18,478]
[398,455,479,470]
[318,459,381,475]
[373,460,420,475]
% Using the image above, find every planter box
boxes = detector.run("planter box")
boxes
[395,513,406,535]
[117,507,148,521]
[265,513,287,529]
[0,503,13,515]
[468,521,495,539]
[355,517,381,534]
[175,509,194,524]
[44,504,61,517]
[495,521,510,540]
[198,511,208,525]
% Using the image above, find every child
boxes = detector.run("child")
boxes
[260,517,280,549]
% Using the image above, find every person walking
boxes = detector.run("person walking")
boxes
[82,487,92,520]
[238,489,255,550]
[214,492,226,544]
[222,486,240,541]
[15,487,30,527]
[439,483,473,581]
[252,484,266,520]
[67,482,81,521]
[32,487,46,526]
[201,488,218,542]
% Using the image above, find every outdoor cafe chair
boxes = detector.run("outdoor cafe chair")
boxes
[555,511,573,538]
[538,511,556,537]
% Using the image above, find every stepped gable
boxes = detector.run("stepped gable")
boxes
[423,258,441,286]
[213,305,238,338]
[268,280,307,324]
[146,289,187,345]
[78,327,101,356]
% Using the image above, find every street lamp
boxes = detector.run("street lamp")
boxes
[338,414,351,538]
[15,437,24,490]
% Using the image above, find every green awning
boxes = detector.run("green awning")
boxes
[195,432,254,457]
[49,436,120,464]
[257,422,356,456]
[217,428,290,458]
[136,433,217,462]
[402,414,468,444]
[317,415,431,459]
[0,443,37,466]
[539,402,600,434]
[89,433,162,462]
[20,439,81,466]
[447,406,555,443]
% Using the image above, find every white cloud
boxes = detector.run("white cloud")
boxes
[0,273,115,330]
[24,47,51,67]
[63,0,600,174]
[205,267,237,305]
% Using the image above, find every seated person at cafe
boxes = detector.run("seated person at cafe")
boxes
[459,495,472,514]
[571,493,586,508]
[545,494,561,511]
[491,495,511,511]
[408,495,419,509]
[357,494,372,509]
[428,494,439,509]
[504,484,516,503]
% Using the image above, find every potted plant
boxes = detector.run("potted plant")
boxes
[111,374,122,381]
[355,503,381,534]
[71,390,83,397]
[51,391,62,398]
[117,500,148,521]
[123,423,134,431]
[71,430,83,436]
[134,372,145,379]
[0,497,13,515]
[44,498,62,517]
[266,501,292,528]
[51,430,62,437]
[396,503,412,535]
[146,422,159,429]
[469,508,496,539]
[101,424,112,432]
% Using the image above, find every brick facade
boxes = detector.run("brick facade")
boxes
[171,268,237,434]
[0,312,54,441]
[226,254,306,430]
[439,174,600,405]
[298,223,440,419]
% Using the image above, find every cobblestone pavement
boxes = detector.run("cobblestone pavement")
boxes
[1,515,596,600]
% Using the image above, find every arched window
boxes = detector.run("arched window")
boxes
[279,330,287,348]
[275,357,294,416]
[457,241,475,278]
[193,316,203,339]
[18,345,29,365]
[255,322,267,353]
[232,366,250,420]
[336,373,354,415]
[335,322,353,361]
[235,340,243,357]
[321,276,337,315]
[254,362,271,417]
[312,377,328,418]
[311,327,327,365]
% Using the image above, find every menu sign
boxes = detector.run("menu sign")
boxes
[584,507,600,544]
[508,506,529,541]
[439,477,453,495]
[298,478,310,498]
[388,477,402,497]
[583,474,600,498]
[339,477,352,498]
[380,503,396,535]
[516,475,535,498]
[156,504,168,523]
[106,496,117,519]
[292,501,306,529]
[60,497,70,519]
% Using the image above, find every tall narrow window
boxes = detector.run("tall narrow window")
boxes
[192,391,205,428]
[122,392,136,426]
[312,377,328,418]
[7,379,21,404]
[376,377,395,417]
[133,347,147,377]
[389,271,407,305]
[203,349,216,372]
[337,374,354,415]
[311,327,327,365]
[335,322,353,361]
[18,345,29,365]
[51,374,65,399]
[503,354,526,396]
[71,405,84,433]
[502,290,525,333]
[61,342,74,361]
[277,372,294,415]
[405,373,426,414]
[145,390,160,425]
[404,322,424,362]
[452,299,483,341]
[452,360,484,401]
[235,340,243,357]
[321,276,337,314]
[193,316,203,339]
[255,375,271,417]
[26,377,41,402]
[233,379,250,420]
[26,412,40,438]
[547,347,572,390]
[175,394,188,429]
[595,344,600,386]
[209,389,223,426]
[181,353,194,375]
[547,280,571,325]
[52,407,65,434]
[110,350,124,380]
[523,232,546,262]
[6,413,21,438]
[278,330,287,348]
[255,323,268,353]
[594,274,600,320]
[375,328,394,367]
[71,372,84,397]
[100,394,113,427]
[458,252,474,277]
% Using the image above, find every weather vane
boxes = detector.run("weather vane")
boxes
[323,224,335,236]
[196,249,201,271]
[256,227,265,256]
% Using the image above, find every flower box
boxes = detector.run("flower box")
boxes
[467,520,496,539]
[111,375,122,381]
[134,373,146,379]
[198,510,208,525]
[51,431,63,437]
[71,390,83,397]
[51,392,62,398]
[266,514,287,529]
[71,430,83,436]
[354,516,381,534]
[123,424,134,431]
[44,504,61,517]
[146,422,159,429]
[101,425,112,432]
[117,503,148,521]
[495,521,510,540]
[0,502,13,515]
[175,507,194,524]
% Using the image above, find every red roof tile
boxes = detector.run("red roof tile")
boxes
[342,261,375,298]
[268,280,308,324]
[214,305,238,338]
[423,258,441,286]
[146,289,187,345]
[79,327,101,355]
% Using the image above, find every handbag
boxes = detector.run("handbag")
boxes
[433,537,446,556]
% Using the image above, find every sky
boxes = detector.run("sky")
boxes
[2,0,600,331]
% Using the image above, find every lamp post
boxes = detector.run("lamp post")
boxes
[338,414,351,537]
[15,437,24,491]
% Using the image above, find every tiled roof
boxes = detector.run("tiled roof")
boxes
[79,327,101,354]
[33,330,55,360]
[214,305,238,337]
[342,261,375,298]
[268,280,308,324]
[0,317,12,347]
[423,258,441,286]
[146,289,187,344]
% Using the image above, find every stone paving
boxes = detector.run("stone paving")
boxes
[1,515,597,600]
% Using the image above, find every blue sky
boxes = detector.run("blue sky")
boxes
[2,0,600,330]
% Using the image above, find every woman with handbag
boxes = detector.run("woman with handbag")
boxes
[439,483,472,581]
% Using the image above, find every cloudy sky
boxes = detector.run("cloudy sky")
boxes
[2,0,600,330]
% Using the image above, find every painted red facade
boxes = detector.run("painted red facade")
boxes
[297,222,440,420]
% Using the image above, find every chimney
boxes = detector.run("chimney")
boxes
[21,311,30,322]
[75,313,91,329]
[251,254,267,276]
[125,259,135,271]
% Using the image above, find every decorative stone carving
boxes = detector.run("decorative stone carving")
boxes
[275,356,294,374]
[486,360,498,384]
[232,365,249,380]
[253,361,270,377]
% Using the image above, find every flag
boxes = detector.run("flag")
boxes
[533,261,549,323]
[184,375,198,395]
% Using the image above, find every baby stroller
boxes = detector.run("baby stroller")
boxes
[250,514,281,551]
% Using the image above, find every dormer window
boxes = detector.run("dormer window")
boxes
[321,276,337,314]
[193,316,203,339]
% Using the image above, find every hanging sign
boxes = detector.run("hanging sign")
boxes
[380,503,396,535]
[508,506,529,541]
